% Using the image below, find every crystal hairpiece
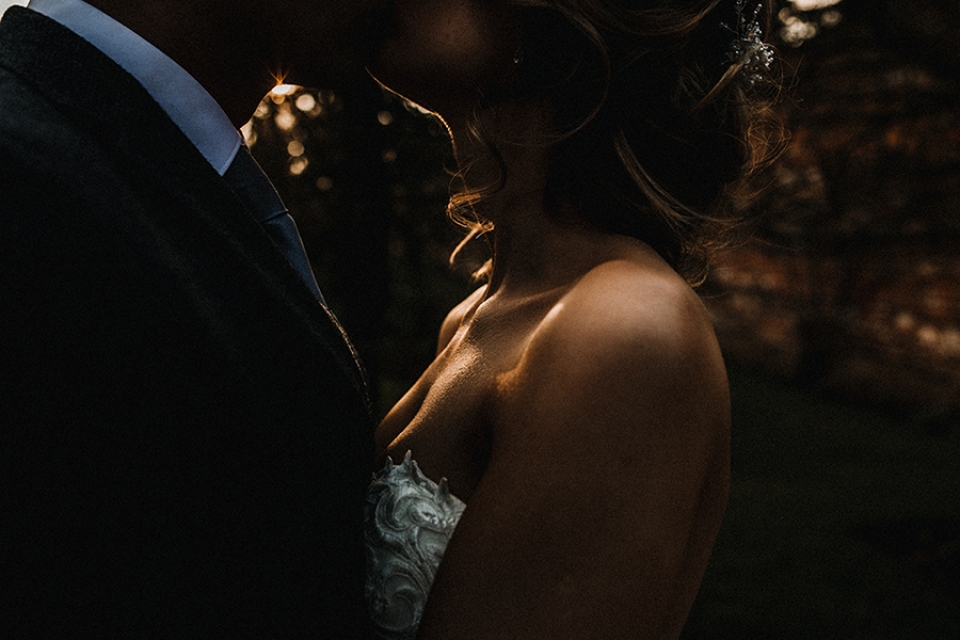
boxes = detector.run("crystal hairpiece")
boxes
[722,1,774,86]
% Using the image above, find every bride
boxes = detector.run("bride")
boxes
[364,1,777,638]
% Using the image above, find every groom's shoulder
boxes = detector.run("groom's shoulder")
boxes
[0,67,89,168]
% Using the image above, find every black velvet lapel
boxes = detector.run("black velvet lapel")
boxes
[0,7,370,407]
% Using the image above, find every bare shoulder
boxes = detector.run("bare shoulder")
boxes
[436,285,487,354]
[564,257,719,357]
[502,255,730,438]
[418,255,731,638]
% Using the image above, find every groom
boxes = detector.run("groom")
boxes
[0,0,388,635]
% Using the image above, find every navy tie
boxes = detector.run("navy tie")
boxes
[224,143,325,304]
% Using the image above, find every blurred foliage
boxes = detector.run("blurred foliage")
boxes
[705,0,960,413]
[239,2,960,635]
[246,81,477,416]
[248,0,960,419]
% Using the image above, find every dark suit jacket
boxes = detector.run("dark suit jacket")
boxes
[0,7,374,637]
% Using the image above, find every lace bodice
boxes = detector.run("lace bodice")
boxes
[364,452,466,640]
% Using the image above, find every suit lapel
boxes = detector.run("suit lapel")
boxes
[0,7,370,408]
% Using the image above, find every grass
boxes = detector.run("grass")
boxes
[681,365,960,639]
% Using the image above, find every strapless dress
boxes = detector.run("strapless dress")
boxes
[364,452,466,640]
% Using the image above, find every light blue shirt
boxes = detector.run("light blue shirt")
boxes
[27,0,241,175]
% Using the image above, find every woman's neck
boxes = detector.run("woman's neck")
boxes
[447,107,618,301]
[483,207,633,303]
[445,101,566,297]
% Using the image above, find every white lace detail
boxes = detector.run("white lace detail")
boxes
[364,451,466,640]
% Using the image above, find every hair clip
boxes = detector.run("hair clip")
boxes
[722,1,775,86]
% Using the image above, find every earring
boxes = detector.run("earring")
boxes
[512,45,524,65]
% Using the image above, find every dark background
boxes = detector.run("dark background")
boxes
[0,0,954,634]
[252,0,960,419]
[249,1,959,636]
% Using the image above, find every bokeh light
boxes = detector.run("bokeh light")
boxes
[781,0,844,46]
